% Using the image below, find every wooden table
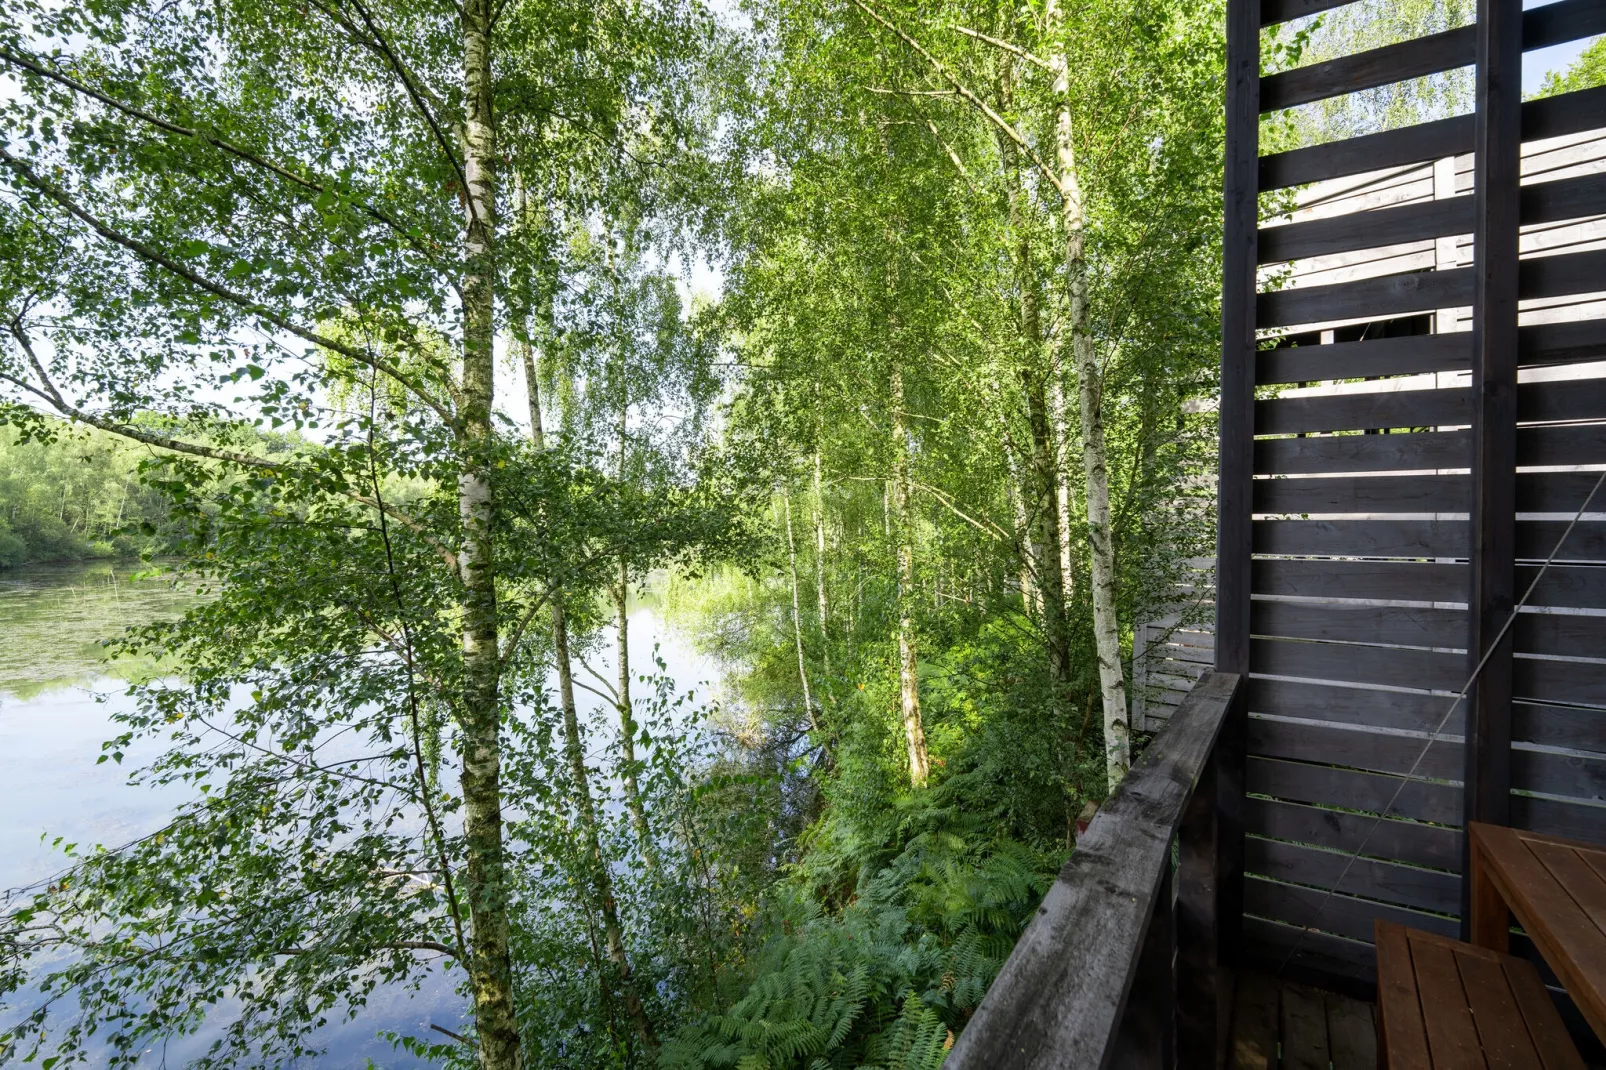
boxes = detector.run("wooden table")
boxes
[1468,822,1606,1044]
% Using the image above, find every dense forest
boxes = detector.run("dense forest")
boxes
[0,0,1597,1067]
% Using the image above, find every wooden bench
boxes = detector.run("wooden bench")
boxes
[1375,921,1585,1069]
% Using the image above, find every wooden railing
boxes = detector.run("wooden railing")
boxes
[947,671,1242,1070]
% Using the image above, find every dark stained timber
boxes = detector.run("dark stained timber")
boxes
[1260,26,1474,114]
[1246,837,1461,914]
[1245,796,1464,870]
[1254,474,1469,514]
[1256,249,1606,329]
[1249,678,1461,735]
[1256,387,1470,435]
[1513,796,1606,847]
[1524,320,1606,367]
[1513,656,1606,708]
[1258,0,1604,113]
[1257,172,1606,265]
[1251,636,1463,691]
[1245,877,1459,944]
[1520,377,1606,423]
[1244,917,1376,984]
[1258,266,1471,328]
[1512,747,1606,800]
[1260,86,1606,191]
[1253,558,1465,602]
[943,673,1240,1070]
[1513,701,1606,751]
[1249,717,1464,781]
[1512,613,1606,660]
[1251,600,1466,649]
[1515,563,1606,609]
[1251,518,1606,561]
[1247,756,1463,825]
[1254,431,1471,474]
[1257,334,1470,384]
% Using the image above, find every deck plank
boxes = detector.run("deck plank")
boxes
[1281,983,1330,1070]
[1326,990,1378,1070]
[1230,972,1280,1070]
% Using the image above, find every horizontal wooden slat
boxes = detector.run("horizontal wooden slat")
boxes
[1245,796,1463,869]
[1524,319,1606,368]
[1258,172,1606,265]
[1257,321,1606,386]
[1254,430,1469,473]
[1252,637,1462,690]
[1517,563,1606,610]
[1246,837,1460,914]
[1259,266,1470,328]
[1513,746,1606,800]
[1255,473,1468,514]
[1257,334,1469,385]
[1514,701,1606,751]
[1253,519,1606,561]
[1254,424,1604,473]
[1255,470,1606,515]
[1252,599,1465,648]
[1253,558,1464,601]
[1514,656,1606,707]
[1245,876,1458,944]
[1250,716,1462,779]
[1518,424,1606,467]
[1247,756,1462,824]
[1248,677,1457,735]
[1514,612,1606,660]
[1256,387,1469,434]
[1515,794,1606,846]
[1260,86,1606,191]
[1256,518,1462,557]
[1258,248,1606,328]
[1524,0,1606,53]
[1243,917,1375,987]
[1521,377,1606,424]
[1261,26,1473,114]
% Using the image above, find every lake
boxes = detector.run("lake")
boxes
[0,561,722,1067]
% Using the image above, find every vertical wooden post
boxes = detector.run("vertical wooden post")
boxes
[1461,0,1521,932]
[1213,0,1257,1018]
[1178,751,1219,1070]
[1113,859,1177,1070]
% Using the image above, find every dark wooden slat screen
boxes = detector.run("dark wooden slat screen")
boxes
[1258,172,1606,265]
[1222,0,1606,997]
[1260,0,1606,116]
[1260,85,1606,191]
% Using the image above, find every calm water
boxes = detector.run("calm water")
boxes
[0,561,720,1067]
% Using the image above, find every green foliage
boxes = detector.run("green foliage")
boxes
[0,423,179,565]
[1535,35,1606,99]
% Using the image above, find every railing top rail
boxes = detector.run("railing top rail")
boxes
[946,671,1240,1070]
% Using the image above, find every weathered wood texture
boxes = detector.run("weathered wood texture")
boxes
[1217,0,1606,999]
[945,673,1239,1070]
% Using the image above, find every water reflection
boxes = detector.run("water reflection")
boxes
[0,563,720,1066]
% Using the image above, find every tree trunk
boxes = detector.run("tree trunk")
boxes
[519,341,658,1053]
[611,378,655,872]
[889,362,930,788]
[997,125,1073,692]
[783,489,816,724]
[1050,0,1129,790]
[612,567,657,872]
[456,5,522,1066]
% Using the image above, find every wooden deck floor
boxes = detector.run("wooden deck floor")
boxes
[1229,971,1377,1070]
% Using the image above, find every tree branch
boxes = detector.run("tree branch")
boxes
[0,47,454,285]
[846,0,1066,199]
[951,26,1055,73]
[2,320,461,576]
[0,146,458,428]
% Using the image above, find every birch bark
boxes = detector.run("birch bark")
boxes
[1048,0,1129,789]
[890,361,930,788]
[456,5,522,1064]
